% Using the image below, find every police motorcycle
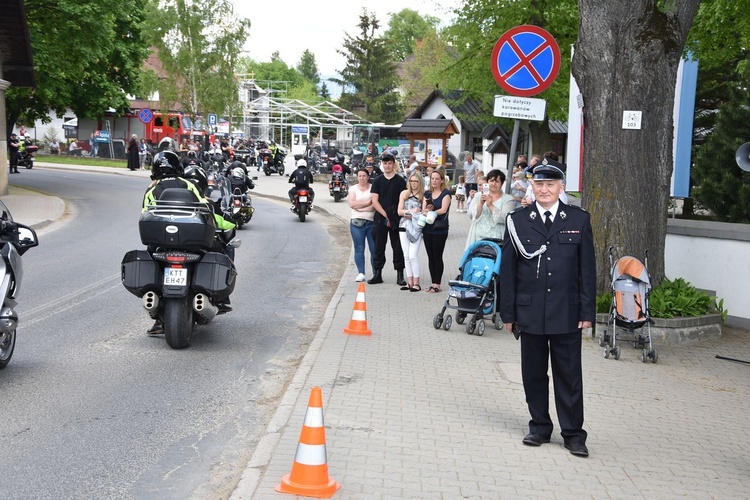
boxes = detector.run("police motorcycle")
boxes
[225,160,256,228]
[0,202,39,369]
[260,142,287,176]
[121,151,240,349]
[327,154,350,203]
[18,136,38,169]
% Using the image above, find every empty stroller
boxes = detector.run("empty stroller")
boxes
[433,239,503,336]
[599,247,658,363]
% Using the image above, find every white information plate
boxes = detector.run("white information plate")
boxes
[163,268,188,286]
[493,95,547,121]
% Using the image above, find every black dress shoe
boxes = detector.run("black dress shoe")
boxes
[564,441,589,457]
[522,433,551,446]
[217,303,233,314]
[367,271,383,284]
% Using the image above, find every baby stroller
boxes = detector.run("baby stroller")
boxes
[433,239,503,336]
[599,247,658,363]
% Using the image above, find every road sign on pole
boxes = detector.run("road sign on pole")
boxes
[208,114,218,126]
[490,25,561,97]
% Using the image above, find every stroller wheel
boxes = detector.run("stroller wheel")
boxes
[456,312,466,325]
[466,319,476,335]
[603,345,610,359]
[641,349,648,363]
[651,348,658,363]
[433,314,443,330]
[476,320,486,336]
[443,315,453,331]
[493,314,503,330]
[613,345,621,360]
[598,331,608,347]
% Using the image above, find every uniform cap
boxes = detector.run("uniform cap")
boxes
[532,164,565,180]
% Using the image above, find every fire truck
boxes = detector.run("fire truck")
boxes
[144,113,207,146]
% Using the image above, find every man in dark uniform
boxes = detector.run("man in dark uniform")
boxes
[368,153,406,286]
[8,133,21,174]
[500,164,596,458]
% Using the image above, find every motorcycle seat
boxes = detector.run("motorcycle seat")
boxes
[158,188,202,203]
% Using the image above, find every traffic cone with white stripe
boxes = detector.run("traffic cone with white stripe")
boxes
[343,282,371,336]
[275,386,341,498]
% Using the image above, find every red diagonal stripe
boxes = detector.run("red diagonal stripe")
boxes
[501,37,553,85]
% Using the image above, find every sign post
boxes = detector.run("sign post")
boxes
[490,25,561,192]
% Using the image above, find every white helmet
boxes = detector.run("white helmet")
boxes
[296,158,307,168]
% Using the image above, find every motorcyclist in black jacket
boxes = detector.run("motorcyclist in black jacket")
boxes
[288,158,315,207]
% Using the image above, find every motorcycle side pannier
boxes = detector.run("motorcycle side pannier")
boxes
[121,250,160,297]
[192,252,237,300]
[138,210,215,251]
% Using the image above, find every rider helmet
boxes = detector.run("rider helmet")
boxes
[187,150,197,159]
[231,160,245,170]
[183,164,208,193]
[151,150,184,179]
[296,158,307,168]
[335,153,345,164]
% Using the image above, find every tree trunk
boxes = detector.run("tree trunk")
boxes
[572,0,700,293]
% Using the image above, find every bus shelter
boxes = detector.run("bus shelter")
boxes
[397,118,459,170]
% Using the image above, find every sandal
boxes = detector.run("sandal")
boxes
[410,285,421,292]
[400,285,411,291]
[426,286,440,293]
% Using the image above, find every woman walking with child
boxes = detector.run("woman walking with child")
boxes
[397,172,426,292]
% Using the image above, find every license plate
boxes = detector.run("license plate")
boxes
[334,186,340,191]
[299,196,308,202]
[164,268,188,286]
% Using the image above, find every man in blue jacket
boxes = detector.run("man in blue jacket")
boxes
[500,164,596,458]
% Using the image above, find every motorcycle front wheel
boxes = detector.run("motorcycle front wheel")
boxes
[25,162,33,169]
[0,330,16,369]
[164,297,194,349]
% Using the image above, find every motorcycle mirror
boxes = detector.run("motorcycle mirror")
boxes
[228,238,242,249]
[252,176,258,180]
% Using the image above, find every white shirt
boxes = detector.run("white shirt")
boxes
[535,200,560,224]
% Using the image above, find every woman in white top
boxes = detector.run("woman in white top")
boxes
[397,172,426,292]
[465,169,515,249]
[347,168,376,282]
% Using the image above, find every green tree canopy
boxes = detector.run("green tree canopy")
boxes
[296,49,320,85]
[332,9,402,123]
[382,9,441,61]
[6,0,149,130]
[399,29,451,112]
[143,0,250,119]
[691,86,750,222]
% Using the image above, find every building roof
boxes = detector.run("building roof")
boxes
[549,119,568,134]
[0,0,35,87]
[398,118,458,135]
[408,89,491,133]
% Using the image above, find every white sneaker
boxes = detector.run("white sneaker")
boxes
[355,273,366,282]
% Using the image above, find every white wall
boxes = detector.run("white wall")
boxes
[665,228,750,326]
[420,99,463,159]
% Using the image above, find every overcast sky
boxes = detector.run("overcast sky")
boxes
[231,0,464,78]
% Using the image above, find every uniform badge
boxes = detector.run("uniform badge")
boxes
[560,211,567,220]
[530,211,537,220]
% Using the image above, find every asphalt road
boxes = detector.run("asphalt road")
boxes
[0,169,348,499]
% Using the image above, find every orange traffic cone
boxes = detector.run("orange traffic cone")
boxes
[343,282,371,336]
[275,387,341,498]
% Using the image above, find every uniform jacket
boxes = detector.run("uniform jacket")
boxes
[500,202,596,334]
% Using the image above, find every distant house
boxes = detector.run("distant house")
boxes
[407,89,510,175]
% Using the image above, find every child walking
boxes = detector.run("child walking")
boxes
[455,175,467,212]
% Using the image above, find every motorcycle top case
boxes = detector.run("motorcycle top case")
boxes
[121,250,160,297]
[138,209,215,251]
[192,252,237,301]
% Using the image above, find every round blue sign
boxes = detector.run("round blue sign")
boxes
[139,108,153,124]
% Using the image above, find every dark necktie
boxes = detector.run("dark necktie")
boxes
[544,211,552,231]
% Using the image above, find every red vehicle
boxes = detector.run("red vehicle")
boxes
[144,113,207,146]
